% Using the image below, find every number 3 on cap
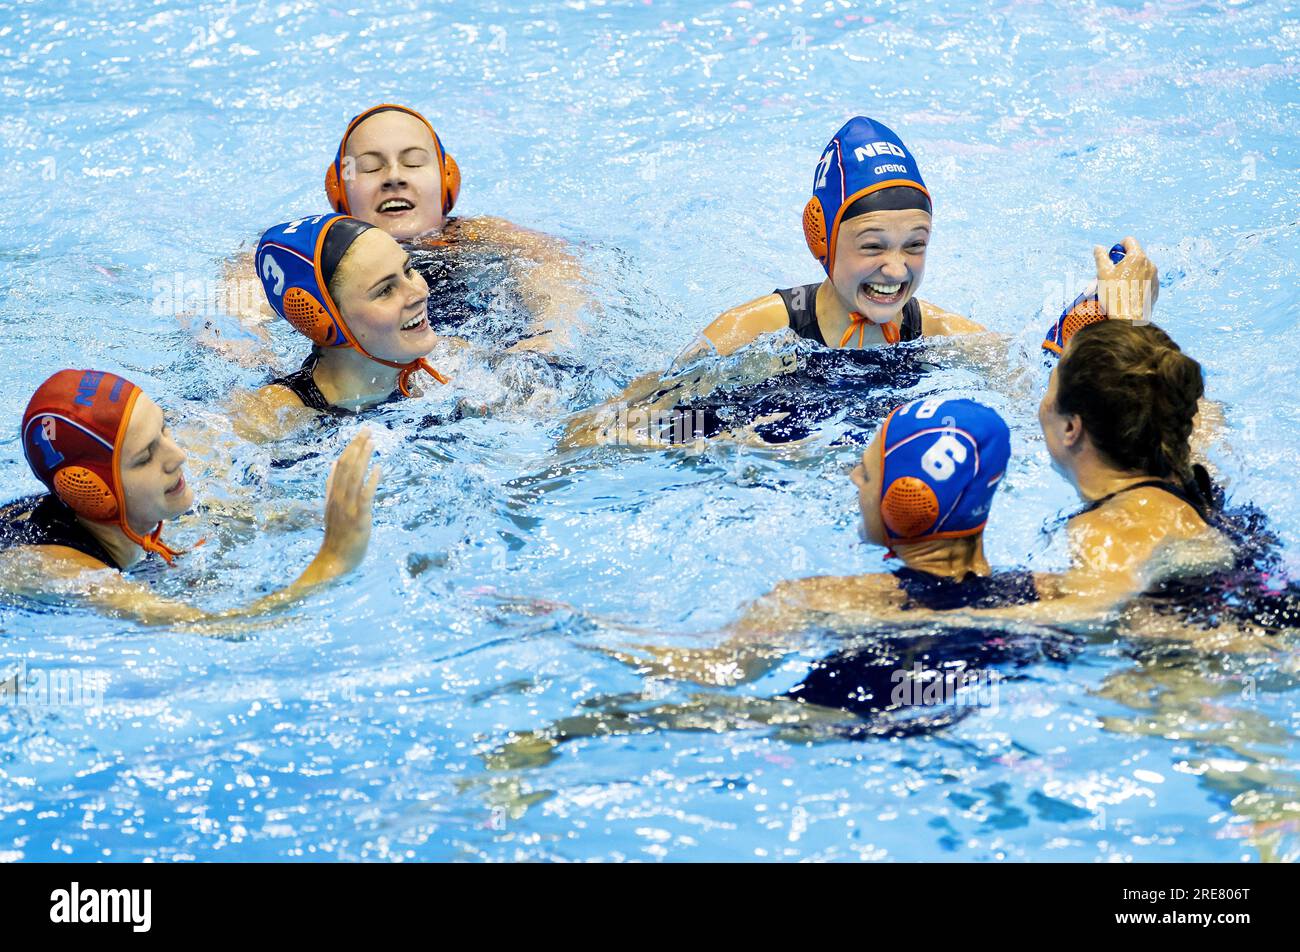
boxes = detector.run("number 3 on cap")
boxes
[261,254,285,296]
[921,434,967,481]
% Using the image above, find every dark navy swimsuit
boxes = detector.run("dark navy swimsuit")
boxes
[662,290,931,445]
[783,568,1049,731]
[0,494,120,570]
[1084,466,1300,634]
[410,240,529,345]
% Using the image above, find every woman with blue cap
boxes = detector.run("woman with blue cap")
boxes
[689,115,1156,361]
[560,115,1165,449]
[611,398,1039,685]
[559,117,987,449]
[231,212,455,440]
[685,116,984,361]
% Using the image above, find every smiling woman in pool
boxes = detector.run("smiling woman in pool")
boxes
[561,116,985,448]
[326,103,590,352]
[0,369,379,626]
[231,213,456,441]
[682,116,984,360]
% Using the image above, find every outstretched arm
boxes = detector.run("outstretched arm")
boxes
[917,299,986,335]
[610,574,899,686]
[0,432,380,633]
[559,294,794,450]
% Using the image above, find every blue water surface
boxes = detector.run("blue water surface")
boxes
[0,0,1298,861]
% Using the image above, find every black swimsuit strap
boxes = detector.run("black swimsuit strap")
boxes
[775,286,923,347]
[775,283,826,345]
[269,353,340,414]
[899,297,923,342]
[1072,473,1211,524]
[268,352,401,417]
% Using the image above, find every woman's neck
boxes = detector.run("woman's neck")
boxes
[892,537,989,580]
[312,348,404,410]
[816,279,901,347]
[79,517,143,570]
[1068,450,1158,504]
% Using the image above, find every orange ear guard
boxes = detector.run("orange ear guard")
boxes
[881,476,940,539]
[442,152,460,215]
[1043,292,1109,356]
[875,398,1011,546]
[1064,299,1105,337]
[53,467,119,521]
[803,198,828,265]
[325,162,345,213]
[326,104,460,217]
[282,286,343,347]
[1060,298,1106,345]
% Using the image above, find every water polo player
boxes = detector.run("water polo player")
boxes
[231,213,454,440]
[326,103,589,352]
[0,369,379,625]
[619,398,1038,686]
[678,115,984,363]
[1039,321,1228,591]
[560,116,986,448]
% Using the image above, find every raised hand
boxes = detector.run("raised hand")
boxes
[1095,236,1159,323]
[319,429,381,574]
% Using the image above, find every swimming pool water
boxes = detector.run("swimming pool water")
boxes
[0,0,1298,861]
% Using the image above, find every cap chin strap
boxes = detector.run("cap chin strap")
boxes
[120,520,186,565]
[393,357,450,396]
[839,312,901,349]
[331,343,450,397]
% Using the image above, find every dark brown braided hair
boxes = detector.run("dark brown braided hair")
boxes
[1055,321,1204,485]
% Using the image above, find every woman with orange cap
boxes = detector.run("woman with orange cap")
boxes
[0,369,379,626]
[323,103,588,354]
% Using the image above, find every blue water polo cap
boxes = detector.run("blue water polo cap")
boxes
[803,116,931,275]
[255,213,369,350]
[876,398,1010,543]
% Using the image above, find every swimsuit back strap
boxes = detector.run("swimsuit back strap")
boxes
[1074,477,1211,523]
[270,367,335,413]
